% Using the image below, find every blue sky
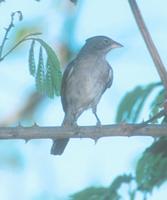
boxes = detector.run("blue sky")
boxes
[0,0,167,199]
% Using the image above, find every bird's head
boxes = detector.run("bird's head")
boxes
[82,35,123,56]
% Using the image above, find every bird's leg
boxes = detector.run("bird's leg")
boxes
[91,106,101,144]
[69,113,82,138]
[92,106,101,127]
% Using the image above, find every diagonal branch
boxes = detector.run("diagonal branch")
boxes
[0,124,167,141]
[128,0,167,90]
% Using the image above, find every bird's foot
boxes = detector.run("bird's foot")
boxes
[72,124,82,138]
[91,121,102,144]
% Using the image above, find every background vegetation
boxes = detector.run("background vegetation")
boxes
[0,0,167,200]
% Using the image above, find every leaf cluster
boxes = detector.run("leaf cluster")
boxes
[0,11,62,98]
[72,82,167,199]
[28,38,62,98]
[136,137,167,193]
[116,82,164,123]
[71,174,133,200]
[116,82,167,197]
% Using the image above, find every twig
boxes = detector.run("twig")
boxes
[138,109,166,127]
[0,124,167,141]
[123,109,166,134]
[128,0,167,90]
[0,11,23,59]
[0,32,41,61]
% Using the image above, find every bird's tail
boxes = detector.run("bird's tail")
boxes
[50,138,69,155]
[50,115,74,155]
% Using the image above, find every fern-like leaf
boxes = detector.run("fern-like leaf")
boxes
[34,38,62,97]
[107,174,133,199]
[116,82,162,123]
[150,88,164,116]
[36,46,45,94]
[71,187,108,200]
[136,138,167,193]
[45,58,54,98]
[28,40,36,76]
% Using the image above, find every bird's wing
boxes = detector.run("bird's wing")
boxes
[106,63,113,88]
[62,60,76,83]
[61,59,77,111]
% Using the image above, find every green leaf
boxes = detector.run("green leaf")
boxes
[116,82,162,123]
[26,37,62,98]
[150,88,164,115]
[136,138,167,193]
[110,174,133,190]
[28,40,36,76]
[33,38,62,97]
[45,58,54,98]
[70,174,134,200]
[129,190,136,200]
[36,46,45,94]
[0,141,25,170]
[1,31,61,98]
[107,174,133,199]
[70,186,108,200]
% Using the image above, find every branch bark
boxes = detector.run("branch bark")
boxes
[0,124,167,141]
[128,0,167,90]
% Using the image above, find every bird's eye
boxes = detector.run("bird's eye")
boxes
[103,38,110,45]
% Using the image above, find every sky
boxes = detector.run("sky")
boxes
[0,0,167,200]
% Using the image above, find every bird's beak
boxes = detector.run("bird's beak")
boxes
[111,41,123,49]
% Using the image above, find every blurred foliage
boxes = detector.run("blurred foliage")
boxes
[14,25,41,45]
[150,89,164,117]
[0,1,167,200]
[106,174,134,200]
[73,82,167,199]
[58,0,81,65]
[71,174,134,200]
[136,137,167,193]
[70,0,78,5]
[0,0,77,179]
[71,187,108,200]
[0,141,25,170]
[0,92,44,126]
[116,82,167,197]
[116,82,163,123]
[0,0,39,2]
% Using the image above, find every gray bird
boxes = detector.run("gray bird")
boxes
[51,35,123,155]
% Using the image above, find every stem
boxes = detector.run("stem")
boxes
[0,11,23,59]
[128,0,167,90]
[0,33,41,61]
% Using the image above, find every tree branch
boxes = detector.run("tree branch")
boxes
[128,0,167,90]
[0,124,167,141]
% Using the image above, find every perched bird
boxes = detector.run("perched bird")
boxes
[51,36,123,155]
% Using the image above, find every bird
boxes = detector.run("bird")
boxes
[51,35,123,155]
